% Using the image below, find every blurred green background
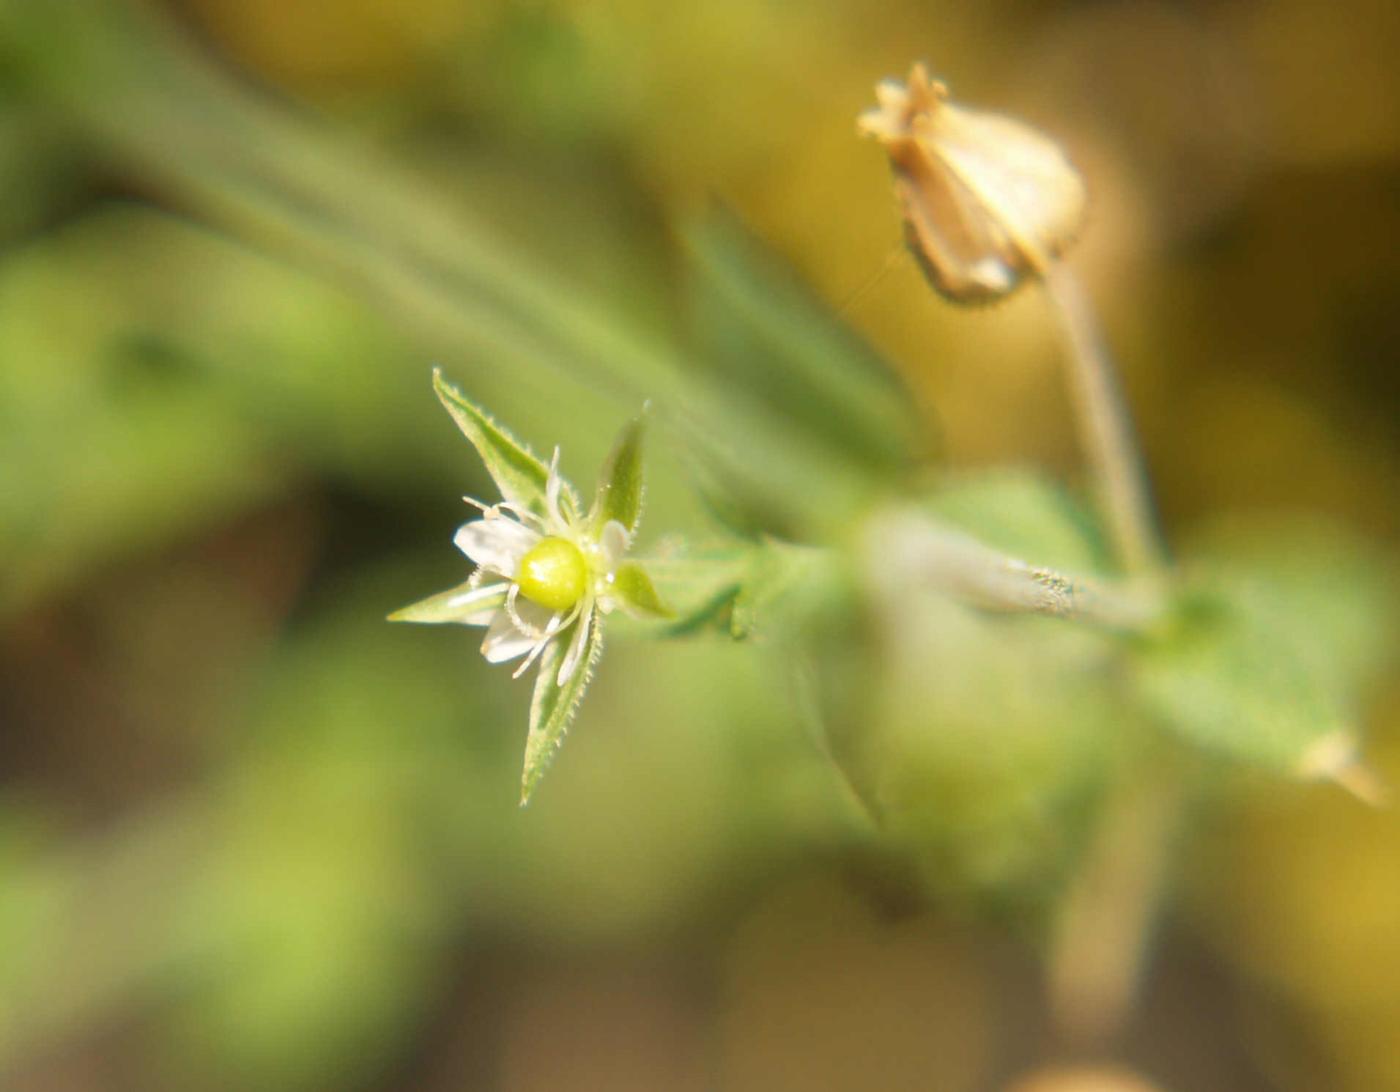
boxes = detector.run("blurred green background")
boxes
[0,1,1397,1090]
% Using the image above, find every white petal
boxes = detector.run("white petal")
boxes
[480,609,537,664]
[599,520,630,570]
[556,603,592,685]
[480,592,556,661]
[507,594,557,637]
[455,517,538,576]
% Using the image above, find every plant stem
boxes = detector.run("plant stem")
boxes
[870,508,1163,632]
[1039,269,1185,1044]
[1047,758,1183,1045]
[1042,265,1164,576]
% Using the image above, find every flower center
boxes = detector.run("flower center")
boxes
[516,536,588,612]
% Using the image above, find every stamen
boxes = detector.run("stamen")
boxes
[513,612,565,678]
[556,596,594,685]
[504,583,549,639]
[497,500,547,530]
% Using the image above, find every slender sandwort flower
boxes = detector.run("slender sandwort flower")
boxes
[391,370,668,801]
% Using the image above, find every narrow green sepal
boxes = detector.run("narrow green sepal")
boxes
[521,619,605,804]
[611,561,673,619]
[432,367,552,516]
[388,580,507,625]
[592,413,646,534]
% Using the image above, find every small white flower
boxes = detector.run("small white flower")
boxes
[448,450,632,687]
[391,372,668,802]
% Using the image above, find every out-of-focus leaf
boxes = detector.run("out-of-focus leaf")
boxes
[0,217,280,617]
[852,589,1122,904]
[923,469,1109,575]
[642,543,752,636]
[1183,519,1394,696]
[522,615,605,804]
[1133,519,1394,773]
[0,203,481,616]
[161,582,481,1092]
[592,413,646,534]
[0,105,86,245]
[1135,590,1346,772]
[433,368,558,517]
[5,0,895,543]
[641,539,843,641]
[611,562,671,619]
[685,209,918,476]
[729,540,844,641]
[814,470,1127,902]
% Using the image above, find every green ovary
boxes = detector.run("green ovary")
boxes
[516,537,588,611]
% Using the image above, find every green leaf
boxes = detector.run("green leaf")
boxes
[1133,520,1394,773]
[684,209,917,475]
[1135,589,1348,771]
[639,540,839,640]
[592,414,645,534]
[1183,519,1394,697]
[432,368,552,516]
[729,540,839,640]
[521,618,605,804]
[611,562,672,619]
[659,583,745,637]
[845,577,1122,901]
[386,581,506,625]
[924,469,1108,575]
[635,545,750,635]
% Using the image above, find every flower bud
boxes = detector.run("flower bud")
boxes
[859,63,1087,304]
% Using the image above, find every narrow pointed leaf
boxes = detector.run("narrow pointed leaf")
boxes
[1133,522,1393,774]
[926,470,1108,575]
[521,617,605,803]
[593,414,645,534]
[641,546,754,636]
[611,562,672,619]
[683,210,917,474]
[729,539,840,640]
[387,580,507,625]
[1134,587,1350,771]
[432,368,550,515]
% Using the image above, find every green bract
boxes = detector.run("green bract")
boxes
[430,366,573,520]
[592,413,646,535]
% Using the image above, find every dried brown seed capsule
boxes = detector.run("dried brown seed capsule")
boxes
[859,63,1087,304]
